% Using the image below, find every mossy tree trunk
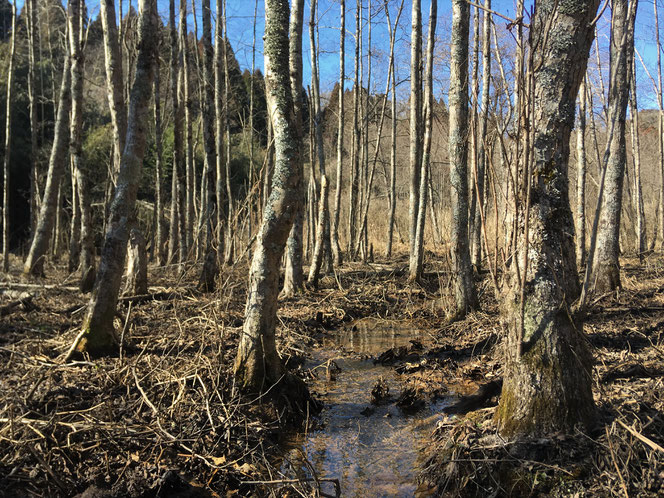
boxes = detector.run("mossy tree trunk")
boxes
[448,0,478,317]
[234,0,304,393]
[496,0,599,438]
[73,0,159,357]
[590,0,637,293]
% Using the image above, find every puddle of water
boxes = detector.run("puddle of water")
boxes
[281,319,448,497]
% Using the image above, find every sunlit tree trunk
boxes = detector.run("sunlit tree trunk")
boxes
[347,0,360,256]
[214,0,226,262]
[100,0,127,178]
[24,55,72,277]
[385,1,399,258]
[27,0,39,235]
[331,0,345,266]
[409,0,436,283]
[154,61,166,266]
[448,0,477,317]
[179,0,194,256]
[629,58,646,260]
[72,0,159,356]
[2,1,15,272]
[495,0,599,438]
[590,0,637,293]
[308,175,329,287]
[408,0,422,266]
[234,0,305,394]
[124,228,148,295]
[282,0,305,297]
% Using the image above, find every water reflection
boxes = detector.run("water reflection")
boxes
[282,319,446,497]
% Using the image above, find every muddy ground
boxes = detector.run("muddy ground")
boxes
[0,253,663,497]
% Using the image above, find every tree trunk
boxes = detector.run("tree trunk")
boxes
[124,228,148,295]
[72,0,159,357]
[27,0,39,236]
[590,0,637,293]
[408,0,422,266]
[471,0,491,270]
[282,0,305,297]
[234,0,305,393]
[24,56,72,277]
[629,57,646,260]
[576,79,587,268]
[2,1,15,272]
[180,0,194,257]
[154,61,166,266]
[495,0,599,438]
[197,0,219,289]
[347,0,361,256]
[308,176,329,288]
[385,2,399,258]
[331,0,345,266]
[409,0,435,283]
[100,0,127,178]
[214,0,226,262]
[448,0,477,317]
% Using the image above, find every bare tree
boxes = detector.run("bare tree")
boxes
[590,0,637,293]
[282,0,305,297]
[448,0,477,317]
[408,0,422,268]
[495,0,599,437]
[2,0,15,272]
[70,0,159,356]
[576,78,587,267]
[234,0,306,394]
[330,0,345,266]
[629,57,646,260]
[23,53,73,277]
[409,0,436,283]
[214,0,226,262]
[26,0,39,234]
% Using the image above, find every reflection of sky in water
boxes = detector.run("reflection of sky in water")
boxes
[282,320,447,497]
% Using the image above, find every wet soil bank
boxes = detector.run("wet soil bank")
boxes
[1,254,663,496]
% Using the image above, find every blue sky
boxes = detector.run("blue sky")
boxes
[11,0,664,109]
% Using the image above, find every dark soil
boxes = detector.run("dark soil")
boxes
[1,253,663,496]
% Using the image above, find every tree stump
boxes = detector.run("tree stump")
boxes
[124,229,148,296]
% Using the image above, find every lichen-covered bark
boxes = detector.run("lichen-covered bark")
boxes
[282,0,305,297]
[234,0,303,393]
[496,0,599,438]
[75,0,159,356]
[591,0,637,292]
[24,56,72,277]
[448,0,477,317]
[124,228,148,295]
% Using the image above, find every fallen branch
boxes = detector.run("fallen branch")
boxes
[242,478,341,497]
[618,420,664,454]
[0,295,35,317]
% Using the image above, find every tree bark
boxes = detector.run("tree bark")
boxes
[308,176,329,288]
[234,0,305,393]
[180,0,194,257]
[2,1,15,272]
[282,0,305,297]
[100,0,127,178]
[331,0,345,266]
[73,0,159,356]
[409,0,435,283]
[24,55,72,277]
[214,0,226,262]
[590,0,637,293]
[576,79,587,268]
[495,0,599,438]
[629,57,646,260]
[408,0,422,265]
[124,228,148,295]
[154,60,167,266]
[448,0,478,317]
[27,0,39,236]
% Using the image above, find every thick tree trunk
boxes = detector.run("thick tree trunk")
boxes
[495,0,599,438]
[100,0,127,178]
[2,1,15,271]
[282,0,305,297]
[576,79,587,268]
[24,57,72,277]
[72,0,159,357]
[590,0,637,293]
[331,0,345,266]
[409,0,422,265]
[448,0,478,317]
[124,228,148,295]
[409,0,436,283]
[234,0,305,393]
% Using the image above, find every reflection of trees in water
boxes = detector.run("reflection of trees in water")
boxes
[339,320,423,354]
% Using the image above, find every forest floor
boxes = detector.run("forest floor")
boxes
[0,253,663,497]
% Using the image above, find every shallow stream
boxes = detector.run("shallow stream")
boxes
[281,319,449,497]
